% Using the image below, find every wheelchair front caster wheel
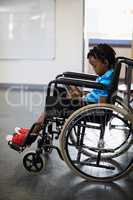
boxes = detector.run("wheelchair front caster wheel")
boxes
[23,151,46,173]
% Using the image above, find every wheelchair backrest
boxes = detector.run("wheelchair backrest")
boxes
[107,56,133,103]
[107,57,122,103]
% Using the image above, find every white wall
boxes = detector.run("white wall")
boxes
[0,0,84,85]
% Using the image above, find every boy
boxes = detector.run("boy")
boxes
[69,43,116,103]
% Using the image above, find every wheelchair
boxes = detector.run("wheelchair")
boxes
[8,57,133,182]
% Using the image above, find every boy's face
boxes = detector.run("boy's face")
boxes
[88,56,108,75]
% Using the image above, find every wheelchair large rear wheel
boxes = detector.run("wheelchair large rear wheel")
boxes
[60,104,133,182]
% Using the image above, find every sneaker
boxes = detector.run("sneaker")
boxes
[14,127,21,134]
[6,135,13,142]
[19,128,29,134]
[12,127,29,145]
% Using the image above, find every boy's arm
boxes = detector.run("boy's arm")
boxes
[99,96,107,103]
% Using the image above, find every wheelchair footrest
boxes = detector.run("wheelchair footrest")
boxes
[8,141,26,152]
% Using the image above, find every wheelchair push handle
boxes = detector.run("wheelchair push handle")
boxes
[123,59,133,68]
[116,56,133,68]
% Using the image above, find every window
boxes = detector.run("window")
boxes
[0,0,56,60]
[85,0,133,46]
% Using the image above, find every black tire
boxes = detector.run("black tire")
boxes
[60,104,133,182]
[23,151,46,173]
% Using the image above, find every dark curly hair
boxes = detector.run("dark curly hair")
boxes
[87,44,116,68]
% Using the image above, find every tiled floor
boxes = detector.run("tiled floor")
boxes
[0,88,132,200]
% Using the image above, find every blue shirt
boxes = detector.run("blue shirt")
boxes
[83,69,114,103]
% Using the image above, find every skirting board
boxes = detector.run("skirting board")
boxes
[0,83,47,91]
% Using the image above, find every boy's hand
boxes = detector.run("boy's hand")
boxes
[67,86,82,98]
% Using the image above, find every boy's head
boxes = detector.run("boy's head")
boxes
[87,43,116,75]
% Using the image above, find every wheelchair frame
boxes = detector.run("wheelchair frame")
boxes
[9,57,133,182]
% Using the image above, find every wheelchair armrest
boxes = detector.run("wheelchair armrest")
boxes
[48,77,106,90]
[62,71,98,80]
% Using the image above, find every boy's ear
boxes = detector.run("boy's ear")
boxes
[104,59,109,67]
